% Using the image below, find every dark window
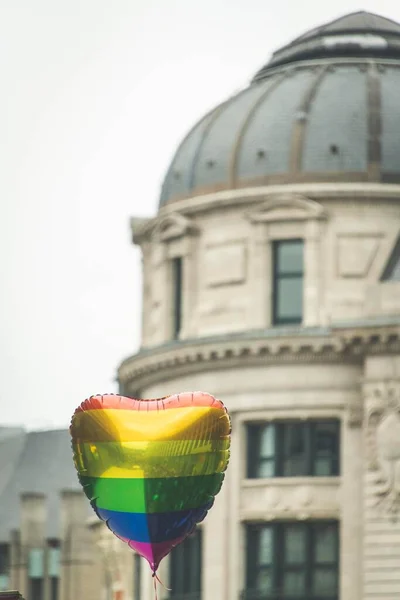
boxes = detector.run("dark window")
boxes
[272,240,304,325]
[244,521,339,600]
[169,529,202,600]
[247,421,340,478]
[134,553,141,600]
[29,579,44,600]
[171,257,183,339]
[0,544,9,576]
[48,539,60,600]
[50,578,59,600]
[0,544,10,592]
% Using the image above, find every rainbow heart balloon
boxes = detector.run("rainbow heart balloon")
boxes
[70,392,231,573]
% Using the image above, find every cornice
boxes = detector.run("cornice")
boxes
[118,322,400,392]
[158,182,400,217]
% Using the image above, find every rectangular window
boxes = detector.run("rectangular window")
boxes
[245,521,339,600]
[171,257,183,339]
[272,240,304,325]
[0,544,10,592]
[28,548,44,600]
[169,528,202,599]
[48,541,60,600]
[247,420,340,478]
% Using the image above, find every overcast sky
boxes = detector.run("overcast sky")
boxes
[1,0,399,429]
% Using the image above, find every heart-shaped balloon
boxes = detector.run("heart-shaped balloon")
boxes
[70,392,231,573]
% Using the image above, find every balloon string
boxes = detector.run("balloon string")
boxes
[152,571,172,597]
[153,573,158,600]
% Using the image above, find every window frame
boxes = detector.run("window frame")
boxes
[244,521,339,600]
[272,239,304,326]
[247,420,340,479]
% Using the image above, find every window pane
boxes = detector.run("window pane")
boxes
[284,526,306,564]
[314,457,332,476]
[283,571,306,595]
[275,277,303,323]
[260,425,275,458]
[313,422,339,476]
[257,568,273,593]
[258,458,274,478]
[315,525,337,564]
[282,424,306,476]
[259,528,273,565]
[30,579,44,600]
[276,240,304,274]
[0,545,9,575]
[50,577,59,600]
[28,549,44,578]
[48,548,60,577]
[0,575,10,592]
[313,568,338,596]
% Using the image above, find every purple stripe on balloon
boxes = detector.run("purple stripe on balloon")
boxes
[124,536,187,572]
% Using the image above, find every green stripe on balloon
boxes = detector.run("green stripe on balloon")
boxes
[80,473,224,513]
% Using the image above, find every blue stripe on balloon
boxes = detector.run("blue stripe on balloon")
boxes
[96,501,213,543]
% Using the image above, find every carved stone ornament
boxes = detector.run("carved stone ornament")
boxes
[346,398,364,428]
[151,213,198,243]
[366,380,400,518]
[246,193,328,223]
[130,213,199,245]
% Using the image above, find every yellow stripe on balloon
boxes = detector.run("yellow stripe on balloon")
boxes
[74,443,229,478]
[71,407,230,442]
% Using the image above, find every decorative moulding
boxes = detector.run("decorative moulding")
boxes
[130,217,154,245]
[336,233,382,279]
[239,481,340,521]
[151,213,199,243]
[246,193,328,223]
[118,325,400,393]
[130,213,199,245]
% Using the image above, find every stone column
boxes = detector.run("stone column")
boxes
[226,413,241,600]
[95,523,134,600]
[140,241,152,348]
[304,218,325,326]
[59,490,96,600]
[363,354,400,599]
[19,493,46,600]
[247,221,269,329]
[9,530,22,593]
[203,464,230,600]
[340,398,363,600]
[147,242,168,346]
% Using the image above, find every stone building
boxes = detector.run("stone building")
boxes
[1,9,400,600]
[119,9,400,600]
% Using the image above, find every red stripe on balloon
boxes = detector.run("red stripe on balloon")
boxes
[73,392,225,413]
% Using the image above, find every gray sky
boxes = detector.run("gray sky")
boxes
[1,0,399,429]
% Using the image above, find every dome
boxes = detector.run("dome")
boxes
[160,11,400,207]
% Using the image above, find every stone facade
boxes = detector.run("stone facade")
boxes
[118,181,400,600]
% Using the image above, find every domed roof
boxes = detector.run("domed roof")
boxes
[160,11,400,207]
